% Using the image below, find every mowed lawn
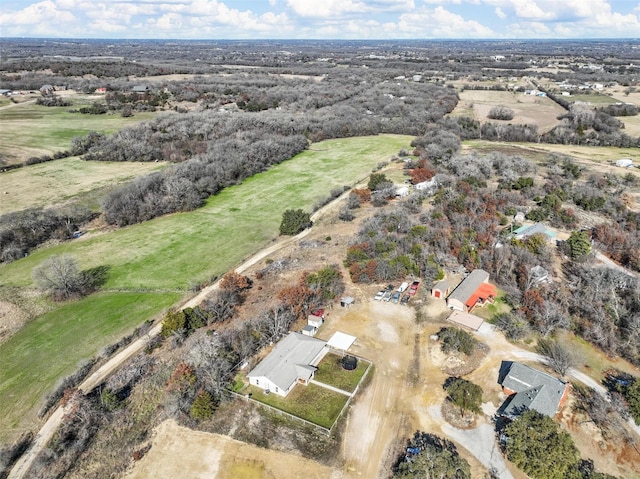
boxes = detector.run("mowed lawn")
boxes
[0,291,181,441]
[0,99,156,163]
[0,157,167,215]
[0,134,411,442]
[247,383,348,429]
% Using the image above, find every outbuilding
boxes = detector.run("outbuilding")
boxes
[616,158,633,168]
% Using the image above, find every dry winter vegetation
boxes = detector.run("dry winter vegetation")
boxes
[1,39,640,479]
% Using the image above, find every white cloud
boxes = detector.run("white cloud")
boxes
[155,12,183,29]
[495,7,506,19]
[398,6,494,37]
[0,0,76,26]
[286,0,367,17]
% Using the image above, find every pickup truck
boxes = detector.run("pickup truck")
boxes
[408,281,420,295]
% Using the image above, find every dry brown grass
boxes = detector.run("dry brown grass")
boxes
[451,89,566,133]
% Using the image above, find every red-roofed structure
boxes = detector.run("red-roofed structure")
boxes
[465,282,497,311]
[447,269,497,313]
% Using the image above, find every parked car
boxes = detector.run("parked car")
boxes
[383,290,393,301]
[398,281,409,292]
[386,284,395,291]
[408,281,420,295]
[400,295,410,305]
[391,291,401,303]
[374,290,385,301]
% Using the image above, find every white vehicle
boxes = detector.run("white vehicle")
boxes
[382,290,393,302]
[374,290,385,301]
[398,281,409,293]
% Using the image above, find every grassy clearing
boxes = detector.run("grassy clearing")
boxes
[475,292,510,321]
[247,383,348,429]
[0,291,181,441]
[1,135,412,291]
[452,90,565,133]
[0,158,167,215]
[462,140,640,164]
[314,353,369,393]
[0,99,156,163]
[567,94,618,105]
[0,134,409,442]
[561,331,639,380]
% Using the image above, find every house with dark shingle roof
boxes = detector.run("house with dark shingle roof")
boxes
[446,269,497,313]
[248,332,328,397]
[497,361,570,419]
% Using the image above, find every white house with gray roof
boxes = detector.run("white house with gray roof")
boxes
[497,361,570,419]
[248,332,328,397]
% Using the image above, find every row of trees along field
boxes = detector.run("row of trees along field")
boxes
[20,265,345,478]
[0,77,457,260]
[343,122,639,366]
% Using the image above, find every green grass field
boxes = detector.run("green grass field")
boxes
[314,354,369,393]
[0,157,167,215]
[567,94,618,105]
[0,134,410,442]
[0,291,181,440]
[247,383,348,429]
[0,99,156,163]
[1,135,411,291]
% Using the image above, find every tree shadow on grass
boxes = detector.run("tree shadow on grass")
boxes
[82,265,111,291]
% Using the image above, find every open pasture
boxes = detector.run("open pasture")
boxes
[0,291,181,441]
[0,98,156,165]
[451,89,566,133]
[1,135,412,291]
[0,134,411,443]
[463,140,640,165]
[0,157,167,215]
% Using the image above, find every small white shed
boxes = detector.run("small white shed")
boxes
[616,158,633,168]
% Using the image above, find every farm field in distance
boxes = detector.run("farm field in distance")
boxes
[0,133,412,444]
[451,89,566,133]
[0,96,157,165]
[0,157,167,215]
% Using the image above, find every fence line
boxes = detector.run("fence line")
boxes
[227,390,331,435]
[329,358,373,435]
[228,355,374,436]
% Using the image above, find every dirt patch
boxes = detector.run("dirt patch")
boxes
[125,419,341,479]
[441,400,478,429]
[0,300,29,344]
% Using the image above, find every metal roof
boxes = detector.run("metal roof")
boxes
[248,332,326,391]
[447,269,490,305]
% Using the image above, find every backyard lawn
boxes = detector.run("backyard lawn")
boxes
[314,353,370,393]
[247,383,348,429]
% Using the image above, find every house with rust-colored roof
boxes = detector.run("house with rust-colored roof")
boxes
[446,269,497,313]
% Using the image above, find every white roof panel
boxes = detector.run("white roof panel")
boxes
[327,331,356,351]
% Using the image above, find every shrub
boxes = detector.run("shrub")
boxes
[487,106,514,121]
[279,209,312,235]
[439,327,477,356]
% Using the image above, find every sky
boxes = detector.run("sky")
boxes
[1,0,639,40]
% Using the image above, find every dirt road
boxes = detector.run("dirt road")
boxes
[6,204,332,479]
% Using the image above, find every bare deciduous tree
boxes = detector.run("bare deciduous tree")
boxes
[32,254,88,300]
